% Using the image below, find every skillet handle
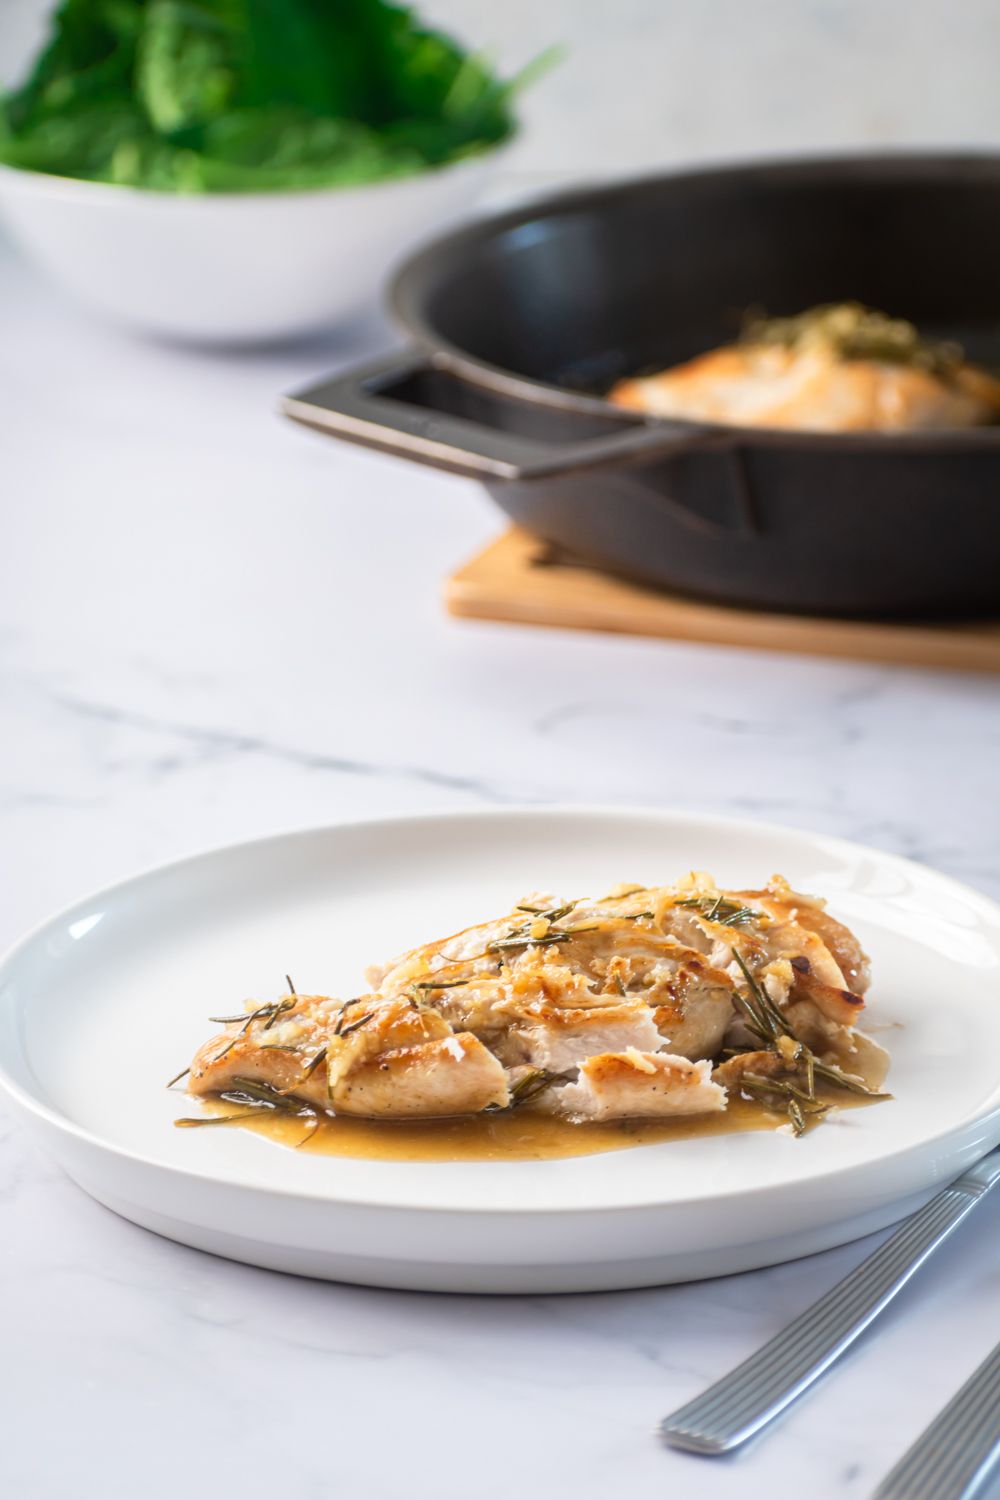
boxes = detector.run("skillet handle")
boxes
[282,348,720,483]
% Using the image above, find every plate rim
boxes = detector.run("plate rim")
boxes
[3,803,1000,1216]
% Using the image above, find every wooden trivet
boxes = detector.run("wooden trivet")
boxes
[446,528,1000,673]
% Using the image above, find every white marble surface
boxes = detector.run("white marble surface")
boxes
[3,217,1000,1499]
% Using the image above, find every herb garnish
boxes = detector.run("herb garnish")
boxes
[675,895,760,927]
[485,1068,558,1112]
[168,986,299,1088]
[727,951,889,1134]
[338,1011,374,1039]
[742,303,964,377]
[737,1072,831,1137]
[301,1045,327,1078]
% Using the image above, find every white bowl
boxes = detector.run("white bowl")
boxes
[0,154,497,343]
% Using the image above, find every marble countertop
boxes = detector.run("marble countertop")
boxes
[3,216,1000,1500]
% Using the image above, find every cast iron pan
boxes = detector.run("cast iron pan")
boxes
[284,153,1000,617]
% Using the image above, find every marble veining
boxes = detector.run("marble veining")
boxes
[2,199,1000,1498]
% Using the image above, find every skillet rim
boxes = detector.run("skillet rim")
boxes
[388,148,1000,455]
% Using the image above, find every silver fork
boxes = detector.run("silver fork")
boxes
[661,1145,1000,1456]
[873,1337,1000,1500]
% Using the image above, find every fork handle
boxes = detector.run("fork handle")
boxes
[661,1178,993,1455]
[873,1339,1000,1500]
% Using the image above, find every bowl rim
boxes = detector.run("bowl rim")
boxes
[0,141,505,209]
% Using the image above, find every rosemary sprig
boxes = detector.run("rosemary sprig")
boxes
[168,991,300,1087]
[728,954,779,1044]
[208,1000,288,1025]
[486,924,599,954]
[175,1110,264,1128]
[263,996,297,1032]
[223,1077,315,1114]
[811,1057,891,1099]
[206,996,298,1063]
[732,952,791,1043]
[334,997,365,1035]
[507,1069,557,1108]
[739,1072,831,1136]
[338,1011,373,1039]
[675,895,760,927]
[413,979,470,991]
[741,1072,829,1111]
[301,1045,327,1079]
[728,951,888,1131]
[222,1077,293,1107]
[515,902,577,922]
[176,1074,319,1130]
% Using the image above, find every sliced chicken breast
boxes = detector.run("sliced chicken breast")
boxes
[184,873,884,1127]
[557,1051,726,1121]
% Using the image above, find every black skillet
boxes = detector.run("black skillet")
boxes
[284,153,1000,618]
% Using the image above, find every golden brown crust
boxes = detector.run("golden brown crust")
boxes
[608,341,1000,433]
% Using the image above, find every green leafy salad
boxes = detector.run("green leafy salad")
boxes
[0,0,547,193]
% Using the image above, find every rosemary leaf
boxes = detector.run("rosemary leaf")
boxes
[812,1058,891,1098]
[507,1069,556,1108]
[334,997,365,1036]
[675,895,760,928]
[742,1072,828,1111]
[338,1011,373,1039]
[302,1045,327,1078]
[175,1111,263,1128]
[165,1066,190,1089]
[732,952,788,1043]
[225,1076,311,1112]
[263,996,296,1032]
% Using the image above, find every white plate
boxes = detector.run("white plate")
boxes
[2,807,1000,1293]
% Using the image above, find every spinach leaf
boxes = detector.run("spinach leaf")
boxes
[0,0,548,193]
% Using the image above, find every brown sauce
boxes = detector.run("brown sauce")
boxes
[187,1089,876,1162]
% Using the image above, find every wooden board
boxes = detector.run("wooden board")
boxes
[446,528,1000,673]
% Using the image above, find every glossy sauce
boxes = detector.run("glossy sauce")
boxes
[188,1089,876,1161]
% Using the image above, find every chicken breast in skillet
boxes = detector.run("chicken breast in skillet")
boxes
[608,303,1000,433]
[186,874,888,1133]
